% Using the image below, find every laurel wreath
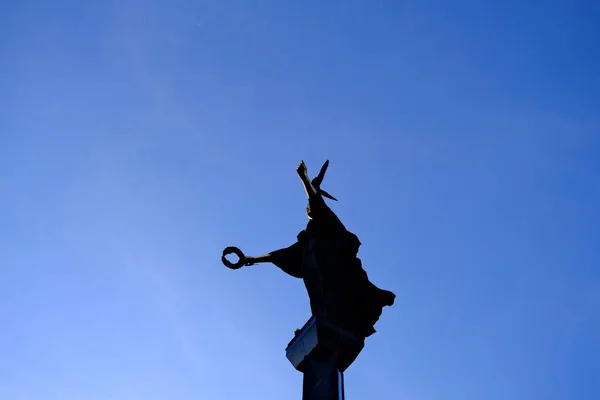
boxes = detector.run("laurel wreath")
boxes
[221,246,246,270]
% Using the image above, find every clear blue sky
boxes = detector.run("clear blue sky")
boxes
[1,1,599,399]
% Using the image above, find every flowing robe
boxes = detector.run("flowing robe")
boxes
[266,196,395,337]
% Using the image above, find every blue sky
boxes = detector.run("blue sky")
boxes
[1,1,599,399]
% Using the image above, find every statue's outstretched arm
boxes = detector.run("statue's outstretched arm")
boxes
[245,241,303,279]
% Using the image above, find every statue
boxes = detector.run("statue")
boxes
[222,160,395,338]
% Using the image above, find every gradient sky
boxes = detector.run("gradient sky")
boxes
[1,1,599,399]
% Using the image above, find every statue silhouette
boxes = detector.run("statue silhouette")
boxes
[224,160,395,338]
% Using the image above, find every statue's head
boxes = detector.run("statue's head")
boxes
[306,203,313,220]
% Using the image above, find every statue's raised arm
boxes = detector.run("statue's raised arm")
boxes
[296,160,343,226]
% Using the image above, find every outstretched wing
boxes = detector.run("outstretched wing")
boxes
[312,160,329,188]
[319,189,338,201]
[311,160,338,201]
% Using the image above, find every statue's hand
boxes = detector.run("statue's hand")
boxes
[296,160,308,178]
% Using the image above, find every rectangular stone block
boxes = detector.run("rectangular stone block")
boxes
[285,316,365,373]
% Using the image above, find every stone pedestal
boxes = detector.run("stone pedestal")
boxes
[286,317,365,400]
